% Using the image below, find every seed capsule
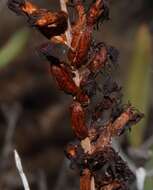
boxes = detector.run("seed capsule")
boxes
[70,101,88,139]
[50,64,78,95]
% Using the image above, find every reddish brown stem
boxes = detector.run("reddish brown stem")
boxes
[80,169,92,190]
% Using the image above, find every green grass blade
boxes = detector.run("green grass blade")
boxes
[0,28,29,68]
[124,25,152,147]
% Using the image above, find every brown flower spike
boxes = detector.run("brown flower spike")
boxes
[8,0,144,190]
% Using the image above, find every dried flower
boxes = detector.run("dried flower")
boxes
[8,0,144,189]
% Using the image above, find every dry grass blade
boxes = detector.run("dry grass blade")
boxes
[14,150,30,190]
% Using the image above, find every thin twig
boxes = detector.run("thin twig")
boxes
[136,168,146,190]
[2,104,21,157]
[14,150,30,190]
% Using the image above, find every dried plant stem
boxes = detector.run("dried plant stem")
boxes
[2,104,21,157]
[60,0,72,47]
[81,138,96,190]
[90,177,96,190]
[80,169,92,190]
[14,150,30,190]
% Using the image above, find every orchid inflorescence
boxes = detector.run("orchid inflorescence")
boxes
[8,0,144,189]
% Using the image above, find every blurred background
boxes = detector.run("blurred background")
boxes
[0,0,153,189]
